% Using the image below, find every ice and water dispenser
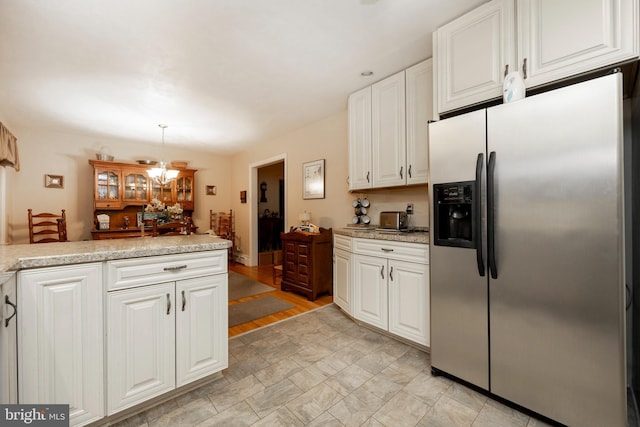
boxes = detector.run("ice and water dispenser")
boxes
[433,181,475,248]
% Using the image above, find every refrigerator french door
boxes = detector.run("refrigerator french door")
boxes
[428,73,626,427]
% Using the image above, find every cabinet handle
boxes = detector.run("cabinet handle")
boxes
[366,171,370,183]
[522,58,527,79]
[380,265,384,279]
[164,265,187,272]
[181,290,186,311]
[166,293,171,315]
[408,165,412,178]
[381,248,394,252]
[504,64,509,77]
[389,266,394,282]
[399,166,403,179]
[4,295,16,328]
[346,176,350,186]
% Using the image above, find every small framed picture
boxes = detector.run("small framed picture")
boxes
[303,159,325,199]
[45,174,64,189]
[240,190,247,203]
[206,185,217,195]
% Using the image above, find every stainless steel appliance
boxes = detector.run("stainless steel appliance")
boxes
[379,211,408,230]
[428,74,626,427]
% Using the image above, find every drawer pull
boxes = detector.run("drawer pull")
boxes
[381,248,394,252]
[4,295,17,328]
[164,265,188,272]
[181,290,186,311]
[166,293,171,315]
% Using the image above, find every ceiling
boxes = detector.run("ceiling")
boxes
[0,0,484,154]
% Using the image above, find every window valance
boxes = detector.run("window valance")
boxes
[0,121,19,171]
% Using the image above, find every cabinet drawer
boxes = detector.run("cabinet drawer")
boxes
[353,238,428,264]
[106,251,226,291]
[334,234,352,251]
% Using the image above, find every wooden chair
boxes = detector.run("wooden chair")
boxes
[28,209,68,243]
[210,209,234,263]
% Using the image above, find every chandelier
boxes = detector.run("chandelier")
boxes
[147,124,179,185]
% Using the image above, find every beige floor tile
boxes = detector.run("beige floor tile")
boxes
[373,390,430,426]
[195,401,259,427]
[417,394,479,427]
[208,375,265,412]
[285,382,343,424]
[445,382,487,412]
[251,406,304,427]
[472,402,529,427]
[324,363,374,396]
[253,357,303,387]
[404,372,452,406]
[148,398,218,427]
[245,379,303,418]
[288,365,330,392]
[328,389,384,427]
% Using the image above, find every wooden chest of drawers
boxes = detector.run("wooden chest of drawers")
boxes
[280,228,333,301]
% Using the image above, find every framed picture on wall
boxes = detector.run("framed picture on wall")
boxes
[303,159,325,199]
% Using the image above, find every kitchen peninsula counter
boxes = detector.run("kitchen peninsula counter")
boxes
[334,227,429,244]
[0,234,231,274]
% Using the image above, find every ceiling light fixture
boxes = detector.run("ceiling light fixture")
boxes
[147,124,179,186]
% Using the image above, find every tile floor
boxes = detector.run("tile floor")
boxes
[113,304,552,427]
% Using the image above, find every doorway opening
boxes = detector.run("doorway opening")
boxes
[249,154,287,266]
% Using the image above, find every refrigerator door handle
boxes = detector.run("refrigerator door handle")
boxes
[488,151,498,279]
[475,153,485,277]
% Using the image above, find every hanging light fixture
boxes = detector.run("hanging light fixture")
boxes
[147,124,179,185]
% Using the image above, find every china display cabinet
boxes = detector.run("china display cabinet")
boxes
[89,160,197,239]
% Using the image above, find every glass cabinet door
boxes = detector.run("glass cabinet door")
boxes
[176,176,193,204]
[96,170,120,202]
[152,182,174,204]
[123,171,149,204]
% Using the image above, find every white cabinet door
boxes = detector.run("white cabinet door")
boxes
[19,264,104,427]
[0,273,17,404]
[372,71,407,188]
[107,283,175,415]
[333,248,352,314]
[518,0,639,88]
[353,255,387,330]
[434,0,516,113]
[348,86,373,190]
[388,260,430,346]
[176,275,228,387]
[405,59,433,185]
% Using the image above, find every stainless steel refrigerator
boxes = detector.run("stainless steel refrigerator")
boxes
[428,73,626,427]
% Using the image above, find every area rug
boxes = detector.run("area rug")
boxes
[228,295,295,327]
[228,271,275,301]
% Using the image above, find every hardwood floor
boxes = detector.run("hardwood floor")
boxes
[228,263,333,338]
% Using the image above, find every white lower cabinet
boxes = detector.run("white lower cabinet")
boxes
[176,275,228,387]
[107,263,228,415]
[387,259,429,346]
[333,248,352,315]
[0,272,17,404]
[18,263,104,427]
[107,282,176,415]
[339,236,430,347]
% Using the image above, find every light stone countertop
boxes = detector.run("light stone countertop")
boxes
[0,234,232,274]
[334,227,429,244]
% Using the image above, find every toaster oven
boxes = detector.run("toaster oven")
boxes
[379,211,408,230]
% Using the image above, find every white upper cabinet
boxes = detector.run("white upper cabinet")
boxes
[372,71,407,188]
[434,0,639,114]
[434,0,516,114]
[518,0,639,87]
[405,59,433,185]
[348,59,433,190]
[348,86,373,190]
